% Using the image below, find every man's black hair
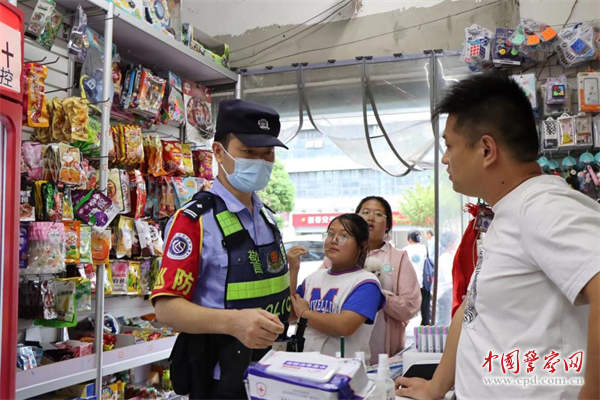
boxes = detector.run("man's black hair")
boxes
[355,196,393,233]
[434,72,539,162]
[214,132,232,149]
[408,229,421,243]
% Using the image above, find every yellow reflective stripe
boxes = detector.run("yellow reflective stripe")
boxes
[216,211,243,236]
[226,272,290,301]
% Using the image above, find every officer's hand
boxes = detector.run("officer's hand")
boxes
[291,294,310,319]
[231,309,285,349]
[287,246,307,273]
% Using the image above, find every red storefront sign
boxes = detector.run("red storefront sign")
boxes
[293,212,411,227]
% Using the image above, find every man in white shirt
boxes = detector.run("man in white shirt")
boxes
[404,229,431,325]
[396,73,599,400]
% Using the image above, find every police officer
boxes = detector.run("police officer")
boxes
[152,99,292,399]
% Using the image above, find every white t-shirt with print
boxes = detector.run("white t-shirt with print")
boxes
[404,243,428,288]
[456,175,600,399]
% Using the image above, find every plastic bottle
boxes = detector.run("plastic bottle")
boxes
[370,354,395,400]
[355,351,366,368]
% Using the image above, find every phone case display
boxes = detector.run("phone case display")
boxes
[558,113,575,147]
[578,71,600,113]
[183,80,214,143]
[555,24,597,67]
[574,113,593,147]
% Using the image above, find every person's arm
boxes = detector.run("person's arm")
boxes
[286,246,307,322]
[395,298,466,399]
[155,297,284,349]
[578,273,599,400]
[291,293,367,336]
[385,252,422,322]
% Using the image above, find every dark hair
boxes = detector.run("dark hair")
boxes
[426,229,434,237]
[328,213,370,268]
[355,196,393,233]
[434,72,539,162]
[407,229,421,243]
[214,132,233,149]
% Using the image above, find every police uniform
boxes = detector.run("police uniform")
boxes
[151,100,290,399]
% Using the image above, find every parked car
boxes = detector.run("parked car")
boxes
[283,234,325,286]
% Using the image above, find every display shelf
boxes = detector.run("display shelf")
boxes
[15,336,176,399]
[54,0,237,85]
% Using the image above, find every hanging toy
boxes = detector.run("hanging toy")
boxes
[542,117,560,151]
[554,24,597,67]
[558,113,575,147]
[492,28,522,66]
[460,24,493,72]
[574,113,593,147]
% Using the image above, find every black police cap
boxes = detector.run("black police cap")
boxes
[215,99,288,149]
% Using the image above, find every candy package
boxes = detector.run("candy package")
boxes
[24,63,50,128]
[139,259,152,295]
[182,144,194,176]
[75,278,92,311]
[135,219,153,257]
[171,177,198,208]
[51,97,67,142]
[158,177,176,219]
[17,346,38,371]
[27,222,65,274]
[128,261,140,294]
[146,176,158,219]
[111,260,129,294]
[79,225,93,263]
[34,180,46,221]
[63,97,90,142]
[73,115,101,156]
[116,216,134,259]
[57,144,84,185]
[52,279,76,323]
[149,257,162,292]
[22,142,44,180]
[62,187,75,221]
[106,169,124,212]
[192,149,214,180]
[148,136,168,177]
[42,182,63,222]
[63,220,81,264]
[123,125,144,166]
[74,189,119,231]
[162,140,185,176]
[91,229,111,265]
[20,178,36,222]
[130,170,147,219]
[120,170,132,214]
[148,222,164,257]
[19,224,29,269]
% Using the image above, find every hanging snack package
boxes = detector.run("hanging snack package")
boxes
[20,178,36,222]
[111,261,129,294]
[42,181,63,222]
[63,220,81,264]
[128,261,141,294]
[123,125,144,166]
[34,180,46,221]
[192,149,214,180]
[27,222,66,274]
[149,136,168,177]
[22,142,44,180]
[40,280,58,320]
[63,97,90,143]
[58,144,84,185]
[79,225,93,263]
[162,140,185,176]
[116,216,134,259]
[146,176,158,219]
[26,0,54,39]
[112,125,125,164]
[19,224,29,269]
[91,229,111,265]
[74,189,119,231]
[171,177,197,208]
[139,259,151,295]
[130,170,147,219]
[148,222,164,257]
[119,170,132,214]
[51,279,76,323]
[74,116,101,155]
[105,169,124,212]
[62,187,75,221]
[75,278,92,311]
[36,6,64,50]
[68,5,88,62]
[135,219,154,257]
[24,63,50,128]
[182,144,194,176]
[51,97,66,143]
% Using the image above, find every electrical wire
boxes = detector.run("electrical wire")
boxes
[234,0,353,63]
[237,0,503,68]
[562,0,579,29]
[231,0,351,54]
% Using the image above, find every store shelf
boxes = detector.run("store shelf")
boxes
[54,0,237,85]
[16,336,177,399]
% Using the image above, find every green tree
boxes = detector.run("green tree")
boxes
[258,161,295,223]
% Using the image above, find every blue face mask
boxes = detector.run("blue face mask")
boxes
[220,146,274,193]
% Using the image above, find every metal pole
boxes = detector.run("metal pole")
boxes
[95,3,114,398]
[431,51,440,326]
[235,73,243,99]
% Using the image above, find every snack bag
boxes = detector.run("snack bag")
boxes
[63,220,81,264]
[20,178,36,222]
[139,259,151,295]
[111,260,129,294]
[129,170,147,219]
[162,140,185,176]
[75,278,92,311]
[63,97,89,142]
[57,144,84,185]
[128,261,140,294]
[62,187,75,220]
[116,216,134,259]
[27,222,66,274]
[105,169,124,212]
[42,181,63,222]
[123,125,144,166]
[149,136,168,177]
[135,219,153,257]
[91,229,111,265]
[192,149,214,180]
[22,142,44,180]
[79,225,93,263]
[19,224,29,269]
[24,63,50,128]
[120,170,132,214]
[148,222,164,257]
[182,144,194,176]
[74,189,119,231]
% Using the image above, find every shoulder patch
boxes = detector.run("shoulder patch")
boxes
[180,193,216,220]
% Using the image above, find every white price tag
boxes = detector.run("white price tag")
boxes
[0,22,21,93]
